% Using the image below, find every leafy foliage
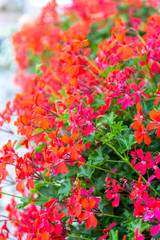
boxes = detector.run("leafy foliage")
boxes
[1,0,160,239]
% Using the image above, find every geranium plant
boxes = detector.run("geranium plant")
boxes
[1,0,160,239]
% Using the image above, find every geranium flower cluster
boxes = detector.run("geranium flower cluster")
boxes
[1,0,160,239]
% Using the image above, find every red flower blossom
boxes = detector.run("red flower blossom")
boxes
[147,109,160,138]
[131,149,153,175]
[106,180,121,207]
[154,82,160,106]
[132,122,151,145]
[99,223,116,240]
[131,80,149,103]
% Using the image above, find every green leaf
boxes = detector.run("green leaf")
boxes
[33,128,44,134]
[88,147,104,166]
[93,93,105,108]
[37,184,59,200]
[15,203,25,209]
[141,53,148,63]
[15,137,26,150]
[58,179,72,200]
[35,142,45,152]
[34,181,47,190]
[56,109,70,121]
[113,121,128,134]
[35,64,43,77]
[119,134,136,153]
[21,196,29,203]
[133,56,141,68]
[97,112,118,126]
[77,164,95,178]
[93,175,105,191]
[15,194,33,209]
[82,131,95,144]
[127,219,150,239]
[101,132,115,142]
[129,219,142,231]
[109,230,119,240]
[100,65,117,78]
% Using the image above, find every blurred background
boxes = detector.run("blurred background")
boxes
[0,0,70,232]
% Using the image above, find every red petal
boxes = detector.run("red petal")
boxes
[78,212,88,221]
[60,212,66,219]
[86,215,97,229]
[151,225,160,236]
[74,144,85,150]
[137,149,143,159]
[16,181,25,193]
[112,196,120,207]
[70,133,79,142]
[147,122,157,131]
[54,223,62,236]
[156,126,160,138]
[70,149,79,160]
[89,199,96,209]
[154,97,159,106]
[39,119,49,129]
[155,168,160,179]
[61,135,70,144]
[81,198,89,209]
[149,109,157,120]
[40,232,49,240]
[57,162,68,174]
[144,134,151,145]
[26,179,35,190]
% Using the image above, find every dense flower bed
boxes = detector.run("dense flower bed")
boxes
[1,0,160,239]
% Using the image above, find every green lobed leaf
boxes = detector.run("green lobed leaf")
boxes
[82,131,95,144]
[97,112,118,126]
[119,134,136,153]
[93,94,105,108]
[88,146,104,166]
[77,164,95,179]
[58,179,72,200]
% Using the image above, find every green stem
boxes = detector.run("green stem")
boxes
[43,180,60,187]
[101,212,124,219]
[94,92,104,100]
[0,191,22,199]
[84,56,102,73]
[106,144,160,197]
[99,115,122,147]
[36,190,50,200]
[12,218,27,228]
[88,68,105,87]
[71,232,94,236]
[68,234,90,240]
[46,65,64,85]
[88,68,97,77]
[106,144,126,162]
[105,159,124,163]
[137,33,145,45]
[127,161,160,197]
[77,161,128,179]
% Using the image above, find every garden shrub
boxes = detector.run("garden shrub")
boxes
[1,0,160,239]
